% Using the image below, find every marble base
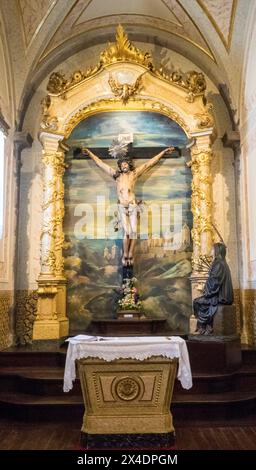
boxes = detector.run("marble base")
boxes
[80,431,176,449]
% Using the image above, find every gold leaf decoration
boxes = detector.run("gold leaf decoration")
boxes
[45,25,208,101]
[64,98,189,138]
[100,24,153,69]
[108,73,143,104]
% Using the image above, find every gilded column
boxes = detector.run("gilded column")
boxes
[33,132,69,340]
[54,144,68,325]
[54,148,66,278]
[191,133,214,267]
[193,150,214,258]
[188,156,200,265]
[40,153,57,277]
[189,132,215,331]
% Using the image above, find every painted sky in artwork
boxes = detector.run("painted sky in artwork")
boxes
[68,111,188,148]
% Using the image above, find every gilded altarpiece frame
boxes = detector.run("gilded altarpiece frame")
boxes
[33,26,216,339]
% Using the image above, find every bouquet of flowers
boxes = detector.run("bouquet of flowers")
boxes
[118,277,143,311]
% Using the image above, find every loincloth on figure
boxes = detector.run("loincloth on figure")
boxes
[117,201,143,237]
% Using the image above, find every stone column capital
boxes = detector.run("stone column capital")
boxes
[190,130,215,151]
[222,131,240,152]
[13,132,33,153]
[39,132,64,153]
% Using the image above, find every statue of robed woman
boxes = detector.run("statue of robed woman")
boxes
[193,243,234,335]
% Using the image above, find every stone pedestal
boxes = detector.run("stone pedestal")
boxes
[78,356,178,449]
[187,335,241,373]
[213,304,237,335]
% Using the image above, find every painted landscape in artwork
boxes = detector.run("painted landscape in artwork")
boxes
[64,111,192,333]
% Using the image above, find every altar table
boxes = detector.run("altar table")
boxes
[64,336,192,448]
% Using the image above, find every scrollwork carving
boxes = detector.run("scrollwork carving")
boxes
[191,147,213,162]
[199,175,212,185]
[195,104,214,129]
[47,71,67,94]
[195,112,214,129]
[64,98,189,137]
[42,190,58,211]
[45,25,208,102]
[55,256,65,275]
[186,71,206,97]
[153,67,207,101]
[42,151,65,169]
[41,249,56,271]
[41,116,59,132]
[40,148,66,278]
[40,95,59,131]
[101,24,153,69]
[189,145,214,265]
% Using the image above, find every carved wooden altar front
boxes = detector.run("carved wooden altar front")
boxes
[33,26,216,340]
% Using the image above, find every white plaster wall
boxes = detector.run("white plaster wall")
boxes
[17,143,42,290]
[239,2,256,288]
[20,42,239,289]
[0,32,9,119]
[0,23,16,292]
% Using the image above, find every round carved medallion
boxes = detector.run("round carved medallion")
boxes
[115,377,140,401]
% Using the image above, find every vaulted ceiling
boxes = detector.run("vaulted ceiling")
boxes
[17,0,238,59]
[0,0,252,126]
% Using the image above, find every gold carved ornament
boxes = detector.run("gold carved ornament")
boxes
[41,249,56,272]
[41,222,56,243]
[108,73,143,104]
[40,96,58,131]
[42,151,65,170]
[188,147,215,264]
[64,98,189,138]
[45,25,207,104]
[101,24,153,68]
[55,256,64,275]
[55,232,65,252]
[40,147,67,276]
[42,190,58,211]
[188,161,201,249]
[191,148,213,165]
[115,377,141,401]
[192,254,213,272]
[194,104,214,129]
[43,176,57,192]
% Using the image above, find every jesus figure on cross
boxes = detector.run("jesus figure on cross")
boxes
[82,140,174,267]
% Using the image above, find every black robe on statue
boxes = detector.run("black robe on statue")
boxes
[193,243,234,334]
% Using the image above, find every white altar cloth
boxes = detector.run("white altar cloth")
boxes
[63,335,192,392]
